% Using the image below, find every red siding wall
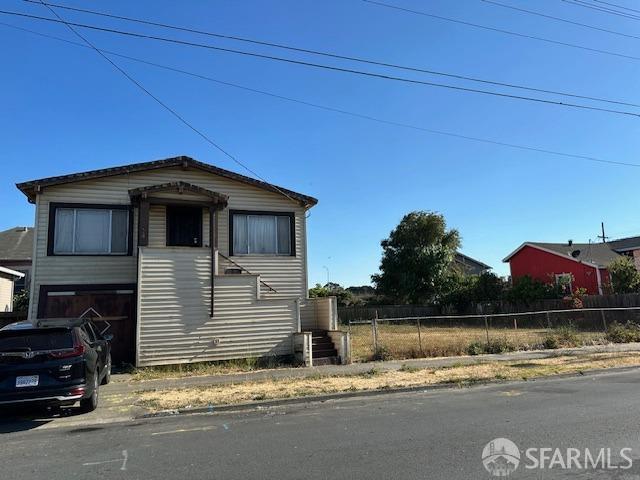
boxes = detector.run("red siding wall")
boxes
[508,246,602,294]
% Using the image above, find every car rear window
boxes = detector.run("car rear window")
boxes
[0,329,74,352]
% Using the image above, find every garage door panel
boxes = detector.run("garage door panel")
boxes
[39,285,136,366]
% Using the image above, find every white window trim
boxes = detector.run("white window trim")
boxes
[555,273,573,292]
[53,207,129,255]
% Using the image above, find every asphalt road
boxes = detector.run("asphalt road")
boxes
[3,368,640,479]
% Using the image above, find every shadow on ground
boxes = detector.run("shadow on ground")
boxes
[0,404,89,433]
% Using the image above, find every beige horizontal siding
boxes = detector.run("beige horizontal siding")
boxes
[299,297,337,331]
[0,276,14,312]
[137,247,297,366]
[29,165,310,322]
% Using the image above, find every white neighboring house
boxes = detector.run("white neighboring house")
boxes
[16,156,347,367]
[0,266,24,312]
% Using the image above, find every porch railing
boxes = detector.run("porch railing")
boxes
[217,251,278,294]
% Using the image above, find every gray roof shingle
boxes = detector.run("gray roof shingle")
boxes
[528,242,620,268]
[0,227,34,261]
[608,236,640,252]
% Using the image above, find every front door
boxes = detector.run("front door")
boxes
[166,206,202,247]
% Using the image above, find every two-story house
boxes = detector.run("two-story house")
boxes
[16,156,347,367]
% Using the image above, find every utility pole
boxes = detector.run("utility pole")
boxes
[597,222,609,243]
[322,265,330,286]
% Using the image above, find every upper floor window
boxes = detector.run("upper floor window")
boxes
[230,211,294,256]
[49,204,130,255]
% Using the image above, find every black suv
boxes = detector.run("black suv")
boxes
[0,320,112,412]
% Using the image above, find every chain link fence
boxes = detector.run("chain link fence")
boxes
[346,307,640,362]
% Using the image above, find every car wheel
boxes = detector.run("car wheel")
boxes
[101,356,112,385]
[80,375,99,413]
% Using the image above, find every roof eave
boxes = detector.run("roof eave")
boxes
[15,156,318,207]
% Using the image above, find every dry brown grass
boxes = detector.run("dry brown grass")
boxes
[130,356,292,382]
[137,352,640,411]
[348,324,606,361]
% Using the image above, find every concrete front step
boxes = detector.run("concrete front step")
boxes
[312,356,339,366]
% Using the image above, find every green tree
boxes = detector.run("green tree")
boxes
[474,272,506,302]
[309,283,330,298]
[505,275,557,304]
[308,283,355,307]
[609,256,640,294]
[371,211,460,304]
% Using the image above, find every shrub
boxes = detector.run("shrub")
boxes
[371,345,392,361]
[485,337,516,354]
[542,336,559,350]
[543,326,581,349]
[466,341,485,356]
[609,257,640,294]
[12,289,29,312]
[606,321,640,343]
[466,338,515,355]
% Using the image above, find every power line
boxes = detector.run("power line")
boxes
[18,0,640,110]
[362,0,640,62]
[561,0,640,20]
[31,1,300,204]
[481,0,640,41]
[593,0,640,15]
[2,9,640,118]
[4,20,640,170]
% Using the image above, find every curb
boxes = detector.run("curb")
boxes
[135,364,640,419]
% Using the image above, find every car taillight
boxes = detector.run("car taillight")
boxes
[49,344,85,359]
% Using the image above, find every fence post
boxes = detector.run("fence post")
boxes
[348,318,352,336]
[417,318,424,357]
[484,315,490,345]
[601,309,607,331]
[372,310,379,354]
[546,311,552,330]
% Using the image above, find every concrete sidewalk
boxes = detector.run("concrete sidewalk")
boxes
[109,342,640,394]
[3,342,640,431]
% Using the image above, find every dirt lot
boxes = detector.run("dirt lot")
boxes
[348,324,607,361]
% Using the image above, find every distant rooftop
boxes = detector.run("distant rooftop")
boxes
[608,235,640,252]
[0,226,34,261]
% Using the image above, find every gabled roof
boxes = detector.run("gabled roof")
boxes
[454,252,492,271]
[0,227,34,261]
[16,156,318,207]
[608,235,640,252]
[503,242,620,268]
[128,181,229,206]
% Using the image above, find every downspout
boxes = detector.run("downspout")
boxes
[28,195,40,324]
[595,264,603,295]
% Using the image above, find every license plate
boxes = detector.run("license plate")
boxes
[15,375,39,388]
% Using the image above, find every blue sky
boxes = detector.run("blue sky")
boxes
[1,0,638,287]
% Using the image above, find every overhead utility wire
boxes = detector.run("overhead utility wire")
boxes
[362,0,640,62]
[18,0,640,109]
[592,0,640,15]
[481,0,640,40]
[4,20,639,169]
[561,0,640,20]
[2,9,639,118]
[31,1,299,203]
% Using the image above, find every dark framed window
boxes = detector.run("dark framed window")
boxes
[229,210,295,256]
[47,203,133,256]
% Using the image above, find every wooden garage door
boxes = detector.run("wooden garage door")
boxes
[38,284,136,366]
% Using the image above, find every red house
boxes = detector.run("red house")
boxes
[503,242,621,295]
